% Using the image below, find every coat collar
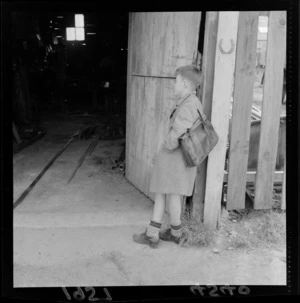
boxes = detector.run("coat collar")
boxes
[170,91,197,120]
[175,90,197,107]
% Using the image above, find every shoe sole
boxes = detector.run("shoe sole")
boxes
[159,238,180,244]
[159,234,180,245]
[133,235,159,248]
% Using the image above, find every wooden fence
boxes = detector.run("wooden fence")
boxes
[200,11,286,228]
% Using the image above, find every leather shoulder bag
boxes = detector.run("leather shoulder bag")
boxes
[179,107,219,167]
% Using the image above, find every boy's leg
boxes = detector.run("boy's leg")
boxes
[159,194,182,243]
[133,193,166,247]
[168,194,182,225]
[146,193,166,238]
[151,193,166,223]
[168,194,182,237]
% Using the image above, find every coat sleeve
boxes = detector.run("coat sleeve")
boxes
[163,105,194,151]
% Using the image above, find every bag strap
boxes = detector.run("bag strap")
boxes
[197,109,207,122]
[172,93,208,135]
[185,103,209,131]
[197,97,209,119]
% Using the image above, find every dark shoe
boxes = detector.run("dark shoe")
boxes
[159,228,181,244]
[133,231,159,248]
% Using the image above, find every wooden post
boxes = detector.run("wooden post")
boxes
[254,11,286,209]
[281,156,286,210]
[203,12,239,229]
[226,12,259,210]
[193,12,219,221]
[125,13,134,182]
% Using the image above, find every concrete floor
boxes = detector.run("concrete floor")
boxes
[13,112,286,287]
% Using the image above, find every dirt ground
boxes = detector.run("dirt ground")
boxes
[13,111,286,287]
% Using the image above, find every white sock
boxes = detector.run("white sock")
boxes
[171,224,182,238]
[146,221,161,241]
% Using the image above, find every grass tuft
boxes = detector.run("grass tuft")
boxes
[225,209,286,250]
[178,208,286,251]
[249,209,286,246]
[179,211,215,248]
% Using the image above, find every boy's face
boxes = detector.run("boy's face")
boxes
[173,74,186,98]
[174,74,193,98]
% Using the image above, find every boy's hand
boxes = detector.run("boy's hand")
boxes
[162,141,176,153]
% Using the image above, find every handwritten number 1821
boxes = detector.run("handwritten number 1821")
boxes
[62,287,112,301]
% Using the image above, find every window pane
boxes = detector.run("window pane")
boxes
[66,27,75,41]
[258,16,268,34]
[75,27,85,41]
[75,14,84,27]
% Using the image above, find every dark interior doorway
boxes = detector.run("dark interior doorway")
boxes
[12,10,129,150]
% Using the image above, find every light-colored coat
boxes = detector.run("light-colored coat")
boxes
[149,91,202,196]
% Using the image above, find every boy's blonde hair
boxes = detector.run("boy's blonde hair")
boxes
[175,65,203,90]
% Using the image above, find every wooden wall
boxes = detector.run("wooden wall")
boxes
[130,12,201,77]
[126,12,202,199]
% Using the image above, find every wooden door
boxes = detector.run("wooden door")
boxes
[126,12,202,199]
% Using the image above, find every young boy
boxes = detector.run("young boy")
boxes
[133,65,203,248]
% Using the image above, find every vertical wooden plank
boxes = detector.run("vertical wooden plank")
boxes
[254,11,286,209]
[193,12,219,220]
[134,77,146,191]
[127,13,148,188]
[125,12,133,182]
[226,12,259,210]
[200,12,219,122]
[127,76,145,189]
[203,12,239,229]
[281,156,286,210]
[142,77,158,197]
[172,12,201,69]
[144,77,174,200]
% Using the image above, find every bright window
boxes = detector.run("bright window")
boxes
[66,14,85,41]
[75,14,84,27]
[75,27,85,41]
[66,27,76,41]
[259,27,268,33]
